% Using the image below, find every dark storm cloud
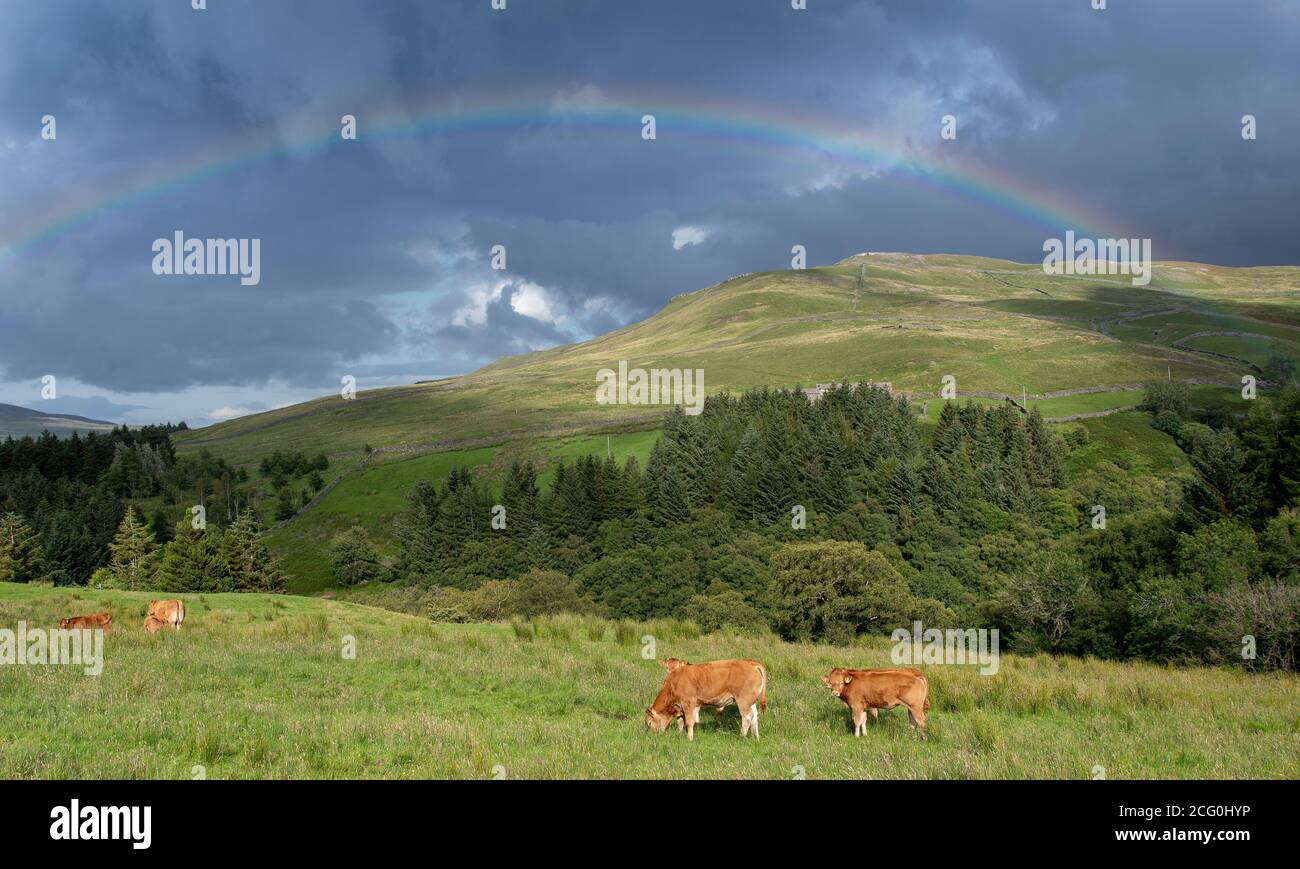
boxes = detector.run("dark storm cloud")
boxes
[0,0,1295,419]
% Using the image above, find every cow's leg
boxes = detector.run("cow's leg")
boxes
[853,707,867,737]
[684,705,698,741]
[739,705,750,738]
[869,708,879,721]
[749,704,760,740]
[676,715,684,733]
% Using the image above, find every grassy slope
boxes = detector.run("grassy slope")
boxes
[1,584,1296,779]
[169,254,1296,591]
[269,431,661,593]
[173,254,1300,467]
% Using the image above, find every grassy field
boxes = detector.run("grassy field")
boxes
[2,583,1296,779]
[174,254,1296,466]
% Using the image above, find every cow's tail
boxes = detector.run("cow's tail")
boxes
[920,674,931,711]
[755,664,768,712]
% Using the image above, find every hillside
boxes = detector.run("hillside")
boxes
[0,403,118,439]
[2,583,1296,779]
[162,253,1300,592]
[174,254,1300,466]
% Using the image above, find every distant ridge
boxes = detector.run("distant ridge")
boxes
[173,252,1300,464]
[0,403,118,439]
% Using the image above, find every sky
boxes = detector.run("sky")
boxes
[0,0,1297,427]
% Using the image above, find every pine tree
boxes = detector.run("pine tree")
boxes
[149,509,175,544]
[812,423,851,512]
[1025,408,1063,487]
[651,466,690,525]
[725,428,764,523]
[394,481,441,582]
[0,512,48,584]
[157,520,230,592]
[884,460,920,525]
[932,401,965,456]
[501,460,539,540]
[221,509,286,592]
[105,506,158,590]
[274,485,298,521]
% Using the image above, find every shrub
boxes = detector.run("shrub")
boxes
[506,569,589,618]
[771,540,941,642]
[684,585,767,634]
[327,527,383,587]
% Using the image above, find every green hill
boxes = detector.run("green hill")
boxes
[0,403,118,439]
[167,253,1299,593]
[174,254,1300,467]
[2,583,1295,779]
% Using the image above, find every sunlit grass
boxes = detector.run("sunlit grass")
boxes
[2,584,1295,780]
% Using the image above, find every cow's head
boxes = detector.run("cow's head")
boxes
[822,669,852,698]
[644,706,673,733]
[658,658,689,672]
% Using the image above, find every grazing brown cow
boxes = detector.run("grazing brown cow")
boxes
[147,600,185,630]
[58,612,112,631]
[142,615,167,634]
[646,659,768,741]
[658,658,727,731]
[821,667,930,738]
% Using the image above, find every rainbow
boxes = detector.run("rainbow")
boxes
[0,87,1121,263]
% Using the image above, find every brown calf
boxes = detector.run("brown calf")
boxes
[147,600,185,630]
[646,659,768,741]
[658,658,726,731]
[821,667,930,738]
[58,612,112,631]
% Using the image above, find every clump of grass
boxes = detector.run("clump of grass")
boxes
[399,619,438,640]
[270,613,329,639]
[584,617,606,642]
[645,618,700,642]
[614,620,638,646]
[510,617,534,641]
[532,615,575,642]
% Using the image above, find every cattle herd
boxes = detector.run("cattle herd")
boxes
[54,605,928,741]
[646,658,930,740]
[57,600,184,635]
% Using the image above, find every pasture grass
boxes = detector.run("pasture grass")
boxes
[2,584,1295,779]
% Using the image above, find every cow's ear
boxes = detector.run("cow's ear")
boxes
[842,675,852,684]
[658,659,668,668]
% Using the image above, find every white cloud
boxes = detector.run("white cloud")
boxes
[510,280,562,325]
[452,280,506,327]
[208,406,253,421]
[549,84,609,113]
[671,225,710,250]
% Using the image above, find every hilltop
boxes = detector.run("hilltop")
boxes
[173,253,1300,466]
[0,403,118,439]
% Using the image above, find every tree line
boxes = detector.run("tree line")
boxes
[339,382,1298,669]
[0,425,283,591]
